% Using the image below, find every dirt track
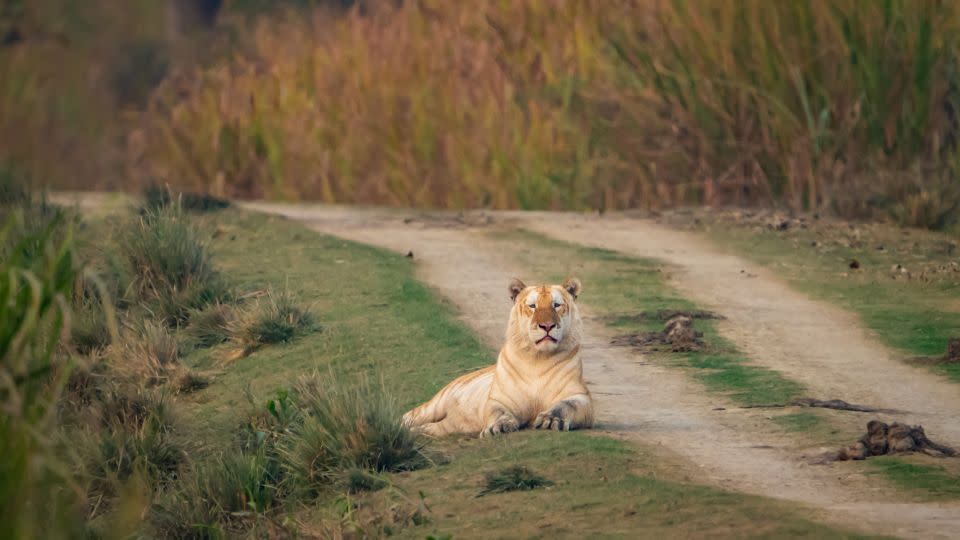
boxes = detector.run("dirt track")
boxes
[247,203,960,539]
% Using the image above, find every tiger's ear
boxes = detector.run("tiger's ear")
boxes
[508,278,526,301]
[563,277,582,300]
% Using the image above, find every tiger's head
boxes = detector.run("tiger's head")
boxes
[506,277,583,355]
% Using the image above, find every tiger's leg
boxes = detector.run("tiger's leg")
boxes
[417,416,466,438]
[402,388,450,428]
[480,400,521,438]
[533,393,593,431]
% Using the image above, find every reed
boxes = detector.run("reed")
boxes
[8,1,960,227]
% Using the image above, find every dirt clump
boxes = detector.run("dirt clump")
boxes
[664,316,701,351]
[828,421,957,462]
[612,314,703,352]
[907,336,960,366]
[946,337,960,363]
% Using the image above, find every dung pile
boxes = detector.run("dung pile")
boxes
[611,314,704,352]
[827,421,956,461]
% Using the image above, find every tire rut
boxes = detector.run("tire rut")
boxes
[246,203,960,539]
[518,214,960,444]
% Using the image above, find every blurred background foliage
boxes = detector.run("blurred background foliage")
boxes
[3,0,960,228]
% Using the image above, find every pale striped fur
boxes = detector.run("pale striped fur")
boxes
[403,277,593,437]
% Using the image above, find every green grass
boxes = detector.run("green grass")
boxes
[488,230,805,407]
[178,210,493,447]
[375,432,878,539]
[282,371,430,494]
[686,351,803,406]
[870,457,960,500]
[701,218,960,382]
[773,412,824,433]
[159,209,868,537]
[229,289,316,355]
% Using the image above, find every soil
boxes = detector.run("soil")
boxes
[242,202,960,539]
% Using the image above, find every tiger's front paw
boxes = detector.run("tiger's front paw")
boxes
[480,416,519,438]
[533,407,574,431]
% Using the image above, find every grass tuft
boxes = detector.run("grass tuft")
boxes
[73,386,182,501]
[184,302,235,349]
[283,372,429,493]
[479,466,553,496]
[173,371,211,394]
[343,468,388,494]
[117,203,229,325]
[150,448,283,538]
[111,322,181,385]
[229,290,315,355]
[71,297,113,355]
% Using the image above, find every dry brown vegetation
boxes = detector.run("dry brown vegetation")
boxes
[4,1,960,227]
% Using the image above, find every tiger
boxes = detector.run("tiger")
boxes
[402,277,593,437]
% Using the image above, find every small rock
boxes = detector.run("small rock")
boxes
[946,337,960,363]
[849,259,860,270]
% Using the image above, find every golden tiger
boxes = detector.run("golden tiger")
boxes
[402,277,593,437]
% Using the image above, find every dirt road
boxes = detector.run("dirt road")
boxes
[247,203,960,539]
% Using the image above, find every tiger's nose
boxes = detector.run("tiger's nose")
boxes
[539,322,556,333]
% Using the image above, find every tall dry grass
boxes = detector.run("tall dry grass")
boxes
[138,1,602,208]
[6,1,960,226]
[0,1,176,189]
[134,0,960,227]
[607,0,960,223]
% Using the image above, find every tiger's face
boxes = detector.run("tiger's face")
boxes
[507,277,583,355]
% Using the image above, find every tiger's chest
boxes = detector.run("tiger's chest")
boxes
[493,355,579,422]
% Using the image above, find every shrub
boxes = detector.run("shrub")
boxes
[229,290,315,356]
[142,184,231,215]
[0,196,74,273]
[142,184,174,214]
[136,1,960,228]
[282,372,428,494]
[0,164,29,205]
